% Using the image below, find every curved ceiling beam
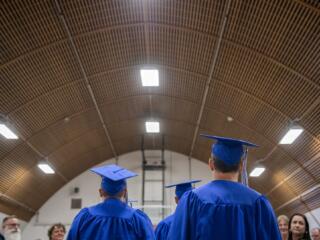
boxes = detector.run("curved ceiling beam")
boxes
[53,0,117,160]
[294,0,320,14]
[189,0,232,158]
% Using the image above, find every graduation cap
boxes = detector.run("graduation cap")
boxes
[200,135,258,165]
[91,164,138,196]
[166,180,201,199]
[200,135,258,186]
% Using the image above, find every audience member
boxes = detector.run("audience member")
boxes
[288,213,311,240]
[48,223,66,240]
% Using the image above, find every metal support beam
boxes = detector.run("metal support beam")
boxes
[189,0,232,158]
[0,192,36,214]
[54,0,118,161]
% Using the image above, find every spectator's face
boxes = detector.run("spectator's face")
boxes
[51,226,65,240]
[290,215,306,237]
[3,218,21,240]
[311,229,320,240]
[278,219,288,234]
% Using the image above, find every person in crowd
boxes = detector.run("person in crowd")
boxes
[155,180,201,240]
[288,213,311,240]
[67,164,154,240]
[278,215,289,240]
[1,216,21,240]
[311,227,320,240]
[48,223,66,240]
[167,135,281,240]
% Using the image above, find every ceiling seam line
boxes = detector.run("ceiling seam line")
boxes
[189,0,232,158]
[0,192,36,213]
[53,0,118,160]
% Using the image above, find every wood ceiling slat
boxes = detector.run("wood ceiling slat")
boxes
[74,26,146,75]
[0,42,83,114]
[9,81,94,137]
[200,108,274,161]
[90,68,144,104]
[0,143,40,193]
[301,102,320,139]
[281,133,320,166]
[152,96,199,125]
[61,145,113,179]
[62,0,144,35]
[28,109,101,156]
[149,25,216,75]
[0,0,65,64]
[101,96,149,124]
[268,182,298,209]
[278,187,320,216]
[0,139,22,160]
[113,136,141,155]
[4,168,65,210]
[147,0,225,35]
[49,128,108,169]
[165,135,192,156]
[214,42,320,120]
[0,201,33,221]
[226,0,320,82]
[206,82,289,142]
[90,66,206,105]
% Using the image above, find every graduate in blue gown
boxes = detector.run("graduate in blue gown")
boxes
[155,180,201,240]
[167,135,281,240]
[67,164,155,240]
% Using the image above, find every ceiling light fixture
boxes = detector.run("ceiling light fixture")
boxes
[38,163,55,174]
[145,121,160,133]
[0,115,18,139]
[140,69,159,87]
[279,125,303,145]
[249,167,265,177]
[227,116,234,122]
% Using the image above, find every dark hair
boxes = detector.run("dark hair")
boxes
[48,223,66,239]
[213,156,240,173]
[288,213,311,240]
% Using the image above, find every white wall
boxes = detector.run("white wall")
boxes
[22,150,212,240]
[305,208,320,230]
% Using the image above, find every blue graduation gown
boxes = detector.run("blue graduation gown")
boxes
[155,214,175,240]
[167,180,281,240]
[67,198,155,240]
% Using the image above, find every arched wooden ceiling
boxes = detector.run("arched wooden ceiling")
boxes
[0,0,320,220]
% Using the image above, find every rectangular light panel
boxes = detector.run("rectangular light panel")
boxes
[145,121,160,133]
[140,69,159,87]
[38,163,55,174]
[279,128,303,144]
[0,124,18,139]
[249,167,265,177]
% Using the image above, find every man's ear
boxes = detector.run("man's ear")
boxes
[99,188,105,198]
[209,157,215,171]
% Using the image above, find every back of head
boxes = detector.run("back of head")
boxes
[212,155,241,173]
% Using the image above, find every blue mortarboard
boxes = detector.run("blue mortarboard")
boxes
[166,180,201,199]
[200,135,258,165]
[91,164,138,196]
